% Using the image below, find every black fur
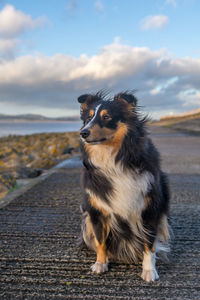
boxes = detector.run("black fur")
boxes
[78,91,170,264]
[114,214,133,242]
[81,193,107,244]
[81,159,113,204]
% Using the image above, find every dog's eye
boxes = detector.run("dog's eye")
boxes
[102,114,111,120]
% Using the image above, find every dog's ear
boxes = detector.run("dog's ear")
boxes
[77,93,101,105]
[77,94,91,104]
[77,93,100,120]
[114,92,137,106]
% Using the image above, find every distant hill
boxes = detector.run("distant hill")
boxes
[160,108,200,121]
[152,108,200,133]
[152,108,200,125]
[0,114,80,122]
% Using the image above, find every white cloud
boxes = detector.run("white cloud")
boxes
[0,5,47,57]
[141,15,168,30]
[178,89,200,107]
[95,1,104,13]
[0,41,160,86]
[0,40,200,116]
[165,0,177,7]
[0,5,47,38]
[0,38,18,52]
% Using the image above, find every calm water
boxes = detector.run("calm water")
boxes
[0,121,82,137]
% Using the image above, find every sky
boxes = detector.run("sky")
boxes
[0,0,200,119]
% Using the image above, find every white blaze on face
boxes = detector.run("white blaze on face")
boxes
[83,104,101,130]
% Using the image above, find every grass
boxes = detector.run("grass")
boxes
[152,112,200,127]
[151,113,200,135]
[8,184,22,194]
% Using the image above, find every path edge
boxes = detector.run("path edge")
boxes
[0,156,82,209]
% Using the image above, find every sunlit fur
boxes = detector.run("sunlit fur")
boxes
[78,91,170,281]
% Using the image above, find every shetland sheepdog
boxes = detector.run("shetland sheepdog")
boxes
[78,92,170,282]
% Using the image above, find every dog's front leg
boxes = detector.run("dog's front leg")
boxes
[89,210,109,273]
[141,243,159,282]
[91,238,108,273]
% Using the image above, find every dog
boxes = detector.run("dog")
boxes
[78,91,170,282]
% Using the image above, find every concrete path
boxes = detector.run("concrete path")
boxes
[0,127,200,299]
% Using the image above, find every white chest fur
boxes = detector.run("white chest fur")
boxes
[86,144,154,220]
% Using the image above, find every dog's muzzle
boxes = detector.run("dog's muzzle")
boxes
[80,129,90,139]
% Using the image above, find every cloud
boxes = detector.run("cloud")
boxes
[94,1,104,13]
[0,38,19,59]
[0,4,46,38]
[141,15,168,30]
[0,38,18,52]
[0,42,160,89]
[0,5,47,58]
[178,89,200,107]
[165,0,177,7]
[0,40,200,117]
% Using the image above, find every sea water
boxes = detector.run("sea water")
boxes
[0,121,82,137]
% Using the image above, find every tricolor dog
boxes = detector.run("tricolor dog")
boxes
[78,92,170,282]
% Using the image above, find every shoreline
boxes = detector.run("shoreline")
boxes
[0,120,82,138]
[0,131,80,199]
[1,121,199,201]
[0,120,81,124]
[0,155,82,209]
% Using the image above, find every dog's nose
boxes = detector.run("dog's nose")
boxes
[80,129,90,139]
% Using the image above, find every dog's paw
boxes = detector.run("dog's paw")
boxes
[91,262,108,274]
[141,268,159,282]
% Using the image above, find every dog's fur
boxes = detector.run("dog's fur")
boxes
[78,92,170,282]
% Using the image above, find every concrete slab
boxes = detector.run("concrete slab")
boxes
[0,127,200,299]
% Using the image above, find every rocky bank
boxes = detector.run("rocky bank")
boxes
[0,131,80,199]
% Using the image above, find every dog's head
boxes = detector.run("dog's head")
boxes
[78,92,138,146]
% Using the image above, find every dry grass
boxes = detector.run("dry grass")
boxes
[151,113,200,134]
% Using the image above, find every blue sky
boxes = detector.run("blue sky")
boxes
[0,0,200,118]
[4,0,200,58]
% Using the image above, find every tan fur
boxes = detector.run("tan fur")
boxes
[96,241,107,264]
[100,109,109,118]
[82,213,96,251]
[82,206,109,265]
[80,94,95,115]
[89,197,109,217]
[84,121,128,160]
[81,102,88,112]
[144,242,156,253]
[116,96,136,114]
[89,124,114,142]
[144,242,149,253]
[144,196,151,209]
[94,221,110,264]
[89,109,94,117]
[157,214,170,243]
[104,122,128,153]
